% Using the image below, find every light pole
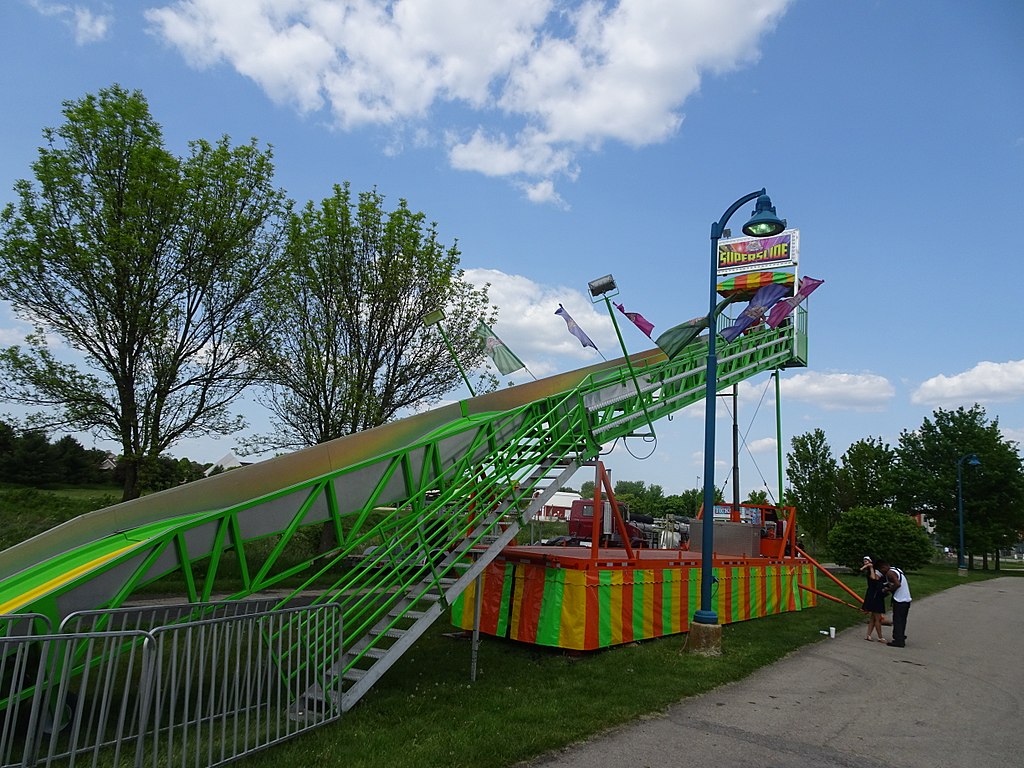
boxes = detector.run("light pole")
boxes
[693,190,786,633]
[956,452,981,575]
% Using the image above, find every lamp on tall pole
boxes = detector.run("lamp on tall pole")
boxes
[956,452,981,575]
[692,190,786,644]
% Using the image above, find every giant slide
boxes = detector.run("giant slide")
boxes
[0,312,807,711]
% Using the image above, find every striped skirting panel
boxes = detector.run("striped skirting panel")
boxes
[452,561,817,651]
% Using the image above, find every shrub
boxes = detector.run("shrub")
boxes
[827,506,935,570]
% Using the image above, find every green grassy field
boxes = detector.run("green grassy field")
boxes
[0,484,120,549]
[0,486,1016,767]
[236,565,1010,768]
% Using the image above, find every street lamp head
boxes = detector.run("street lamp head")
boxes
[968,454,981,467]
[741,194,787,237]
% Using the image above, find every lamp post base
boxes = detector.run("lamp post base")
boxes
[958,567,968,577]
[686,621,722,656]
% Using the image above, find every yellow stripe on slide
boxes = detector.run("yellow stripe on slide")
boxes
[0,542,140,615]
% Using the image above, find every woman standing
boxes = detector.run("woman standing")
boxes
[860,555,886,641]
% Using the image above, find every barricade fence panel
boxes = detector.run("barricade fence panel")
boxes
[60,598,282,636]
[142,604,343,768]
[0,603,342,768]
[0,613,52,638]
[0,630,152,768]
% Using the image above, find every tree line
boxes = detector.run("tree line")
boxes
[0,85,491,501]
[0,420,209,492]
[572,479,767,519]
[786,404,1024,570]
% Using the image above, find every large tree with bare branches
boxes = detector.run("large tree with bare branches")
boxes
[0,85,289,500]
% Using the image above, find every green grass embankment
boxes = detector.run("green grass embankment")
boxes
[0,484,119,550]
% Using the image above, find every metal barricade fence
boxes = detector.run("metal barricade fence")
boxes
[0,613,52,638]
[0,603,343,768]
[60,599,282,636]
[1,629,152,768]
[140,603,342,768]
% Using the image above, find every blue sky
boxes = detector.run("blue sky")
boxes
[2,0,1022,500]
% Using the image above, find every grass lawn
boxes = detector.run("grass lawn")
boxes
[0,484,120,549]
[237,565,1012,768]
[0,485,1014,766]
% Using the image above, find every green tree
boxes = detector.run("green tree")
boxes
[51,435,105,485]
[608,480,667,517]
[786,428,840,552]
[675,488,703,518]
[0,85,289,500]
[248,183,492,450]
[827,506,935,571]
[893,405,1024,568]
[7,429,61,486]
[744,489,770,505]
[0,421,105,486]
[659,493,691,518]
[837,437,896,511]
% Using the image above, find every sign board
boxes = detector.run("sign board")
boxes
[712,505,733,520]
[712,505,762,524]
[717,228,799,276]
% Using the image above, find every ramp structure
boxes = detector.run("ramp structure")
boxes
[0,310,807,712]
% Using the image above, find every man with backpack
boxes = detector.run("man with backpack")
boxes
[876,560,911,647]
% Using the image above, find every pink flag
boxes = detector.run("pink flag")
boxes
[766,276,824,328]
[614,302,654,338]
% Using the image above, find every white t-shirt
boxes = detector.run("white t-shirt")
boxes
[890,567,912,603]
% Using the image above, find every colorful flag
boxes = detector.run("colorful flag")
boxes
[766,276,824,328]
[655,296,737,359]
[614,302,654,338]
[720,284,789,343]
[474,320,525,376]
[555,304,597,350]
[655,316,708,359]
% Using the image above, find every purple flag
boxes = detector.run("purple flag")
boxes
[614,302,655,338]
[766,276,824,328]
[720,284,789,342]
[555,304,598,350]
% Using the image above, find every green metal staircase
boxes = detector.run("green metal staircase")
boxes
[0,309,808,712]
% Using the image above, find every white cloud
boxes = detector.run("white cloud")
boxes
[447,128,576,179]
[746,436,776,454]
[782,371,895,412]
[911,359,1024,406]
[464,267,615,377]
[146,0,791,202]
[29,0,112,44]
[0,326,30,346]
[520,179,568,208]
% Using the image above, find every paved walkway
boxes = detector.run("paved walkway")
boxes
[525,577,1024,768]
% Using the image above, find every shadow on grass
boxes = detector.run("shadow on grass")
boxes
[234,566,1009,768]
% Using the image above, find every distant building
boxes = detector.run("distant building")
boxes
[203,451,250,476]
[534,490,582,521]
[98,452,118,472]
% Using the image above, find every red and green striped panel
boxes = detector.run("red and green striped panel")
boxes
[451,561,818,650]
[716,270,795,298]
[451,559,514,636]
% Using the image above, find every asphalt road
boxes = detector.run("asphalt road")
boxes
[524,576,1024,768]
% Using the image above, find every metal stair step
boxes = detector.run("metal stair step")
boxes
[342,667,367,682]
